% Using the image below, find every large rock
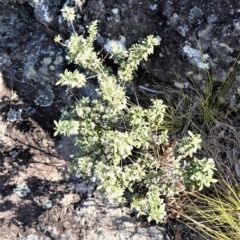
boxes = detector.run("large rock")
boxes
[3,0,239,88]
[79,0,240,98]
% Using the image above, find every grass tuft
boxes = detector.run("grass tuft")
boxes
[180,174,240,240]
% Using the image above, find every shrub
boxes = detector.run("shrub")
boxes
[54,6,217,223]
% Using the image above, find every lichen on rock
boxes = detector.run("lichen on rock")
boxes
[7,108,23,122]
[13,184,30,197]
[34,87,54,107]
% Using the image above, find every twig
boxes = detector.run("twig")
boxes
[0,66,37,90]
[138,85,163,94]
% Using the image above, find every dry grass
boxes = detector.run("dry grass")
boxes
[182,117,240,240]
[200,118,240,180]
[180,174,240,240]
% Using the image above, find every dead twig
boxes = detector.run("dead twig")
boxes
[0,66,37,90]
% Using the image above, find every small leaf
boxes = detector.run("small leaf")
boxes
[54,34,61,43]
[61,6,75,23]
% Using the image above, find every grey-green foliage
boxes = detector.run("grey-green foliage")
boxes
[54,7,217,223]
[183,157,217,191]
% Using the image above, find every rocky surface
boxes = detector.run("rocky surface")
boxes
[2,0,240,89]
[0,0,240,239]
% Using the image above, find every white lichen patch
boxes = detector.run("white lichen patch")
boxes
[189,6,203,22]
[7,108,22,122]
[31,0,42,6]
[43,57,52,65]
[49,51,55,56]
[41,4,53,23]
[207,15,218,24]
[177,24,189,37]
[49,65,55,70]
[0,53,11,67]
[183,45,209,69]
[34,87,54,107]
[10,149,19,158]
[13,184,30,197]
[172,13,178,18]
[149,4,158,11]
[26,66,37,79]
[234,21,240,31]
[53,55,63,65]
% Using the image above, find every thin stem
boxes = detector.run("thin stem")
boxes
[0,66,37,90]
